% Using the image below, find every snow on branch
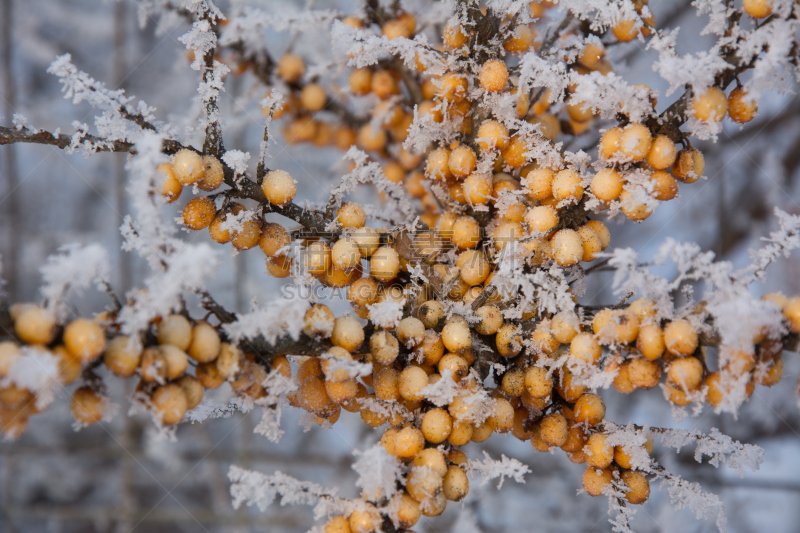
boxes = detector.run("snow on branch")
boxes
[467,451,530,489]
[39,243,111,321]
[352,444,405,502]
[228,466,353,520]
[659,427,763,478]
[222,299,309,346]
[740,207,800,283]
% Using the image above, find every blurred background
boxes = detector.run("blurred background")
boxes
[1,0,799,531]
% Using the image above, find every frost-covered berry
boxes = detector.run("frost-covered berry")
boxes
[480,59,508,92]
[672,147,705,183]
[612,19,640,42]
[262,169,297,206]
[523,167,555,200]
[448,144,477,178]
[591,168,623,201]
[71,387,105,425]
[198,156,224,191]
[437,72,468,102]
[258,223,290,258]
[663,319,698,356]
[622,470,651,504]
[577,225,602,262]
[104,335,141,377]
[579,42,605,69]
[452,215,481,250]
[646,135,677,170]
[582,467,613,496]
[331,237,362,272]
[636,323,665,360]
[619,189,653,221]
[693,87,728,122]
[157,314,192,350]
[300,83,327,112]
[172,149,204,185]
[628,357,662,389]
[584,433,614,469]
[462,173,492,205]
[349,68,372,95]
[667,356,704,391]
[369,245,400,281]
[476,120,510,151]
[231,218,261,251]
[336,201,366,229]
[187,321,221,363]
[552,169,584,202]
[182,197,216,230]
[441,320,472,353]
[277,53,305,83]
[743,0,773,19]
[599,126,622,160]
[525,205,559,234]
[504,25,534,53]
[331,316,364,353]
[151,383,188,425]
[14,305,56,345]
[584,220,610,250]
[442,465,469,501]
[64,318,106,363]
[573,393,605,426]
[157,162,182,202]
[551,229,583,267]
[570,332,602,365]
[728,86,758,123]
[619,123,652,161]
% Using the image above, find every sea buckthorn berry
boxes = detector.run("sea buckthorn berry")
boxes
[629,298,656,321]
[561,421,587,452]
[352,226,380,258]
[525,205,559,234]
[728,86,758,123]
[539,412,568,447]
[646,135,677,170]
[591,168,623,202]
[627,357,662,389]
[622,470,650,504]
[512,88,531,119]
[452,216,481,250]
[524,366,553,398]
[159,344,188,380]
[349,68,373,95]
[331,237,362,272]
[585,433,614,469]
[231,218,261,251]
[551,229,584,267]
[437,72,468,102]
[504,24,534,53]
[480,59,508,92]
[579,42,605,69]
[570,332,602,365]
[584,220,610,250]
[394,492,421,529]
[552,169,584,203]
[417,300,445,329]
[667,356,703,391]
[523,167,555,200]
[476,120,510,151]
[442,465,469,501]
[64,318,106,363]
[448,144,477,178]
[349,505,382,533]
[573,393,605,426]
[474,305,503,336]
[458,250,490,286]
[693,87,728,122]
[177,375,203,410]
[496,324,523,357]
[613,361,636,393]
[599,127,622,160]
[577,226,603,262]
[619,189,653,221]
[492,221,523,251]
[337,202,366,229]
[357,123,388,151]
[172,149,204,185]
[324,515,351,533]
[151,383,188,425]
[637,323,665,360]
[620,123,652,161]
[262,169,297,206]
[426,147,452,180]
[583,467,613,496]
[744,0,773,18]
[488,397,515,433]
[462,173,493,205]
[421,407,453,444]
[531,324,559,355]
[613,19,640,42]
[104,335,141,377]
[331,316,364,353]
[395,426,425,459]
[369,246,400,281]
[443,21,468,48]
[567,99,593,122]
[198,156,224,191]
[71,387,106,425]
[663,319,698,356]
[157,314,192,350]
[672,148,704,183]
[783,297,800,332]
[266,256,292,278]
[258,223,290,258]
[208,204,242,244]
[649,170,678,201]
[182,197,216,230]
[551,311,580,344]
[442,318,472,353]
[14,306,56,345]
[157,162,182,202]
[397,317,425,349]
[371,69,399,99]
[277,53,305,83]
